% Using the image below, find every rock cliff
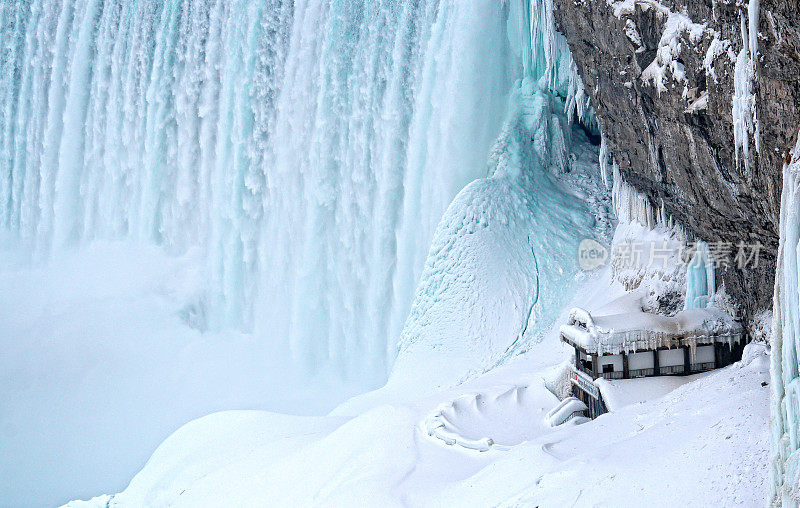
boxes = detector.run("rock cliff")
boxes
[554,0,800,325]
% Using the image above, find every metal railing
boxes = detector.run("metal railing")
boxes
[598,371,624,380]
[659,365,686,375]
[690,362,715,372]
[629,368,655,378]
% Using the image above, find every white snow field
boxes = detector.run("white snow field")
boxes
[64,334,771,507]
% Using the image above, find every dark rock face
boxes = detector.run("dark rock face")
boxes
[554,0,800,324]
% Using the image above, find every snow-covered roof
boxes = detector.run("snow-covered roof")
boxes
[560,305,742,356]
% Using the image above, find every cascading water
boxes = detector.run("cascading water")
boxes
[0,0,595,381]
[0,0,532,383]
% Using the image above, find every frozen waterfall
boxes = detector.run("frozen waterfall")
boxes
[0,0,592,382]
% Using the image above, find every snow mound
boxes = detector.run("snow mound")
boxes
[66,407,417,507]
[424,382,560,452]
[739,341,769,370]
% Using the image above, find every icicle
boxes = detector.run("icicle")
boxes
[732,0,760,171]
[599,135,611,190]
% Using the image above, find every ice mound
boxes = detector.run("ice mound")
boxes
[390,85,608,390]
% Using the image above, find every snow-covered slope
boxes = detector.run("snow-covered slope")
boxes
[435,344,770,507]
[67,342,769,507]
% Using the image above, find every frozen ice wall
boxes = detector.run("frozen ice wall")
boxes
[771,133,800,507]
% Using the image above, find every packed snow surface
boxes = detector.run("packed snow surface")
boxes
[595,372,710,411]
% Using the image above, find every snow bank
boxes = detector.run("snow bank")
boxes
[595,372,709,411]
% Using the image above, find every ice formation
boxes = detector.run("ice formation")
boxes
[611,163,677,231]
[771,132,800,507]
[514,0,598,130]
[390,82,609,389]
[732,0,761,170]
[684,241,716,310]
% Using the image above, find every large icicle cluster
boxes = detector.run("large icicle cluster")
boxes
[611,163,679,231]
[561,302,740,357]
[771,132,800,507]
[513,0,598,133]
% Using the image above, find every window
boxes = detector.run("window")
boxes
[602,364,614,373]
